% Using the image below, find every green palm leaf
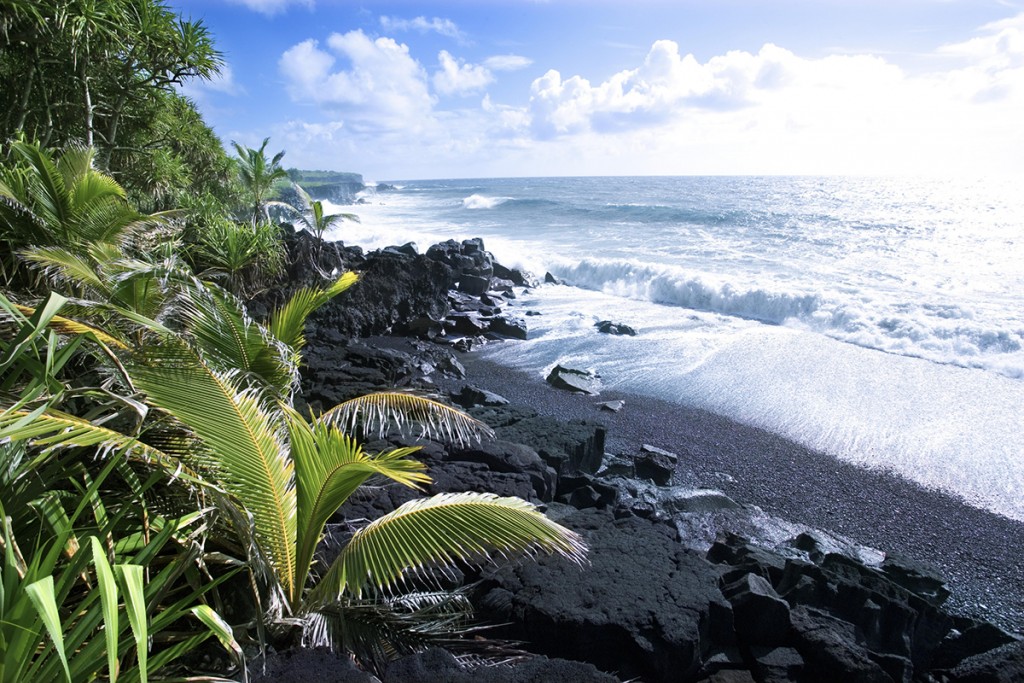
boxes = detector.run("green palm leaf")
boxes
[268,271,358,352]
[0,409,201,484]
[321,392,495,447]
[287,408,429,607]
[178,285,295,395]
[314,492,587,601]
[131,344,298,606]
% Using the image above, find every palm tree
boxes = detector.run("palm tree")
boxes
[0,141,176,288]
[2,273,587,665]
[231,137,288,225]
[291,183,359,263]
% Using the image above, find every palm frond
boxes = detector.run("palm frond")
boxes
[10,303,126,349]
[177,284,296,396]
[131,343,298,605]
[20,245,110,294]
[268,271,358,352]
[302,590,476,674]
[314,492,587,601]
[9,141,68,235]
[287,409,429,606]
[321,392,495,447]
[0,409,198,482]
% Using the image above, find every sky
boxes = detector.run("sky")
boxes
[170,0,1024,180]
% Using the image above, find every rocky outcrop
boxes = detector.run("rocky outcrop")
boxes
[477,506,731,683]
[281,236,1023,683]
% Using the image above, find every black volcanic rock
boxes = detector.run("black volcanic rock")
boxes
[546,365,601,395]
[309,249,454,338]
[383,648,620,683]
[476,506,730,683]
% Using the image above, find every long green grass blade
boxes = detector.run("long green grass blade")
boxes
[118,565,149,683]
[24,576,71,683]
[90,537,120,682]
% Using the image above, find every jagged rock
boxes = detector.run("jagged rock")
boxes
[493,262,535,287]
[598,400,625,412]
[383,241,418,257]
[384,647,621,683]
[544,272,562,284]
[598,453,635,478]
[447,311,490,335]
[932,618,1020,670]
[749,646,804,683]
[448,440,557,502]
[880,553,951,607]
[404,314,445,339]
[789,606,893,682]
[451,385,510,409]
[490,315,528,340]
[427,460,537,501]
[489,277,516,294]
[635,445,679,485]
[308,249,453,338]
[556,473,618,509]
[546,365,601,395]
[458,273,491,296]
[477,506,731,683]
[451,336,474,352]
[595,320,638,336]
[484,412,605,476]
[948,640,1024,682]
[722,573,792,648]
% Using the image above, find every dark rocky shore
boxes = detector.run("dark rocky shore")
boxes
[252,233,1024,682]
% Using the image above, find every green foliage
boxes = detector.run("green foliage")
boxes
[0,141,177,291]
[188,218,286,298]
[232,137,289,225]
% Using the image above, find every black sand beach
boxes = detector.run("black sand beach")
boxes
[448,352,1024,635]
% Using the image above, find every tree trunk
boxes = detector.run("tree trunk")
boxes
[80,58,94,147]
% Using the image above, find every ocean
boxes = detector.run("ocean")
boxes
[322,176,1024,522]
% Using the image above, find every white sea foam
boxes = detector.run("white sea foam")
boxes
[483,284,1024,522]
[462,194,512,209]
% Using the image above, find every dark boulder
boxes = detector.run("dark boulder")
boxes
[545,365,601,395]
[476,506,731,683]
[450,385,511,409]
[458,273,491,296]
[490,315,528,340]
[595,320,638,336]
[635,444,679,485]
[481,411,605,476]
[309,249,454,338]
[948,641,1024,682]
[448,439,557,502]
[722,573,792,648]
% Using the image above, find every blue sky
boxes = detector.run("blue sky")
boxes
[172,0,1024,180]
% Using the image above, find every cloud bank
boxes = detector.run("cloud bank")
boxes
[272,12,1024,178]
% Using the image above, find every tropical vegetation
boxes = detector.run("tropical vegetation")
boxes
[0,4,587,679]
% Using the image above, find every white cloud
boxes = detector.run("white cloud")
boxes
[279,31,434,132]
[180,63,244,100]
[484,54,534,71]
[270,13,1024,178]
[226,0,311,16]
[433,51,493,95]
[380,16,465,41]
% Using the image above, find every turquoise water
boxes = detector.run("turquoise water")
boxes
[326,176,1024,520]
